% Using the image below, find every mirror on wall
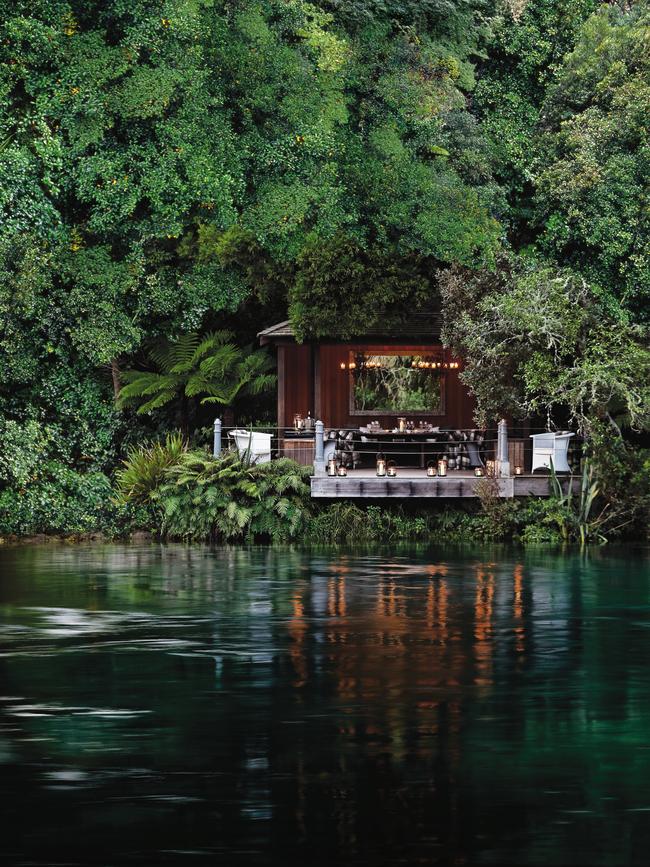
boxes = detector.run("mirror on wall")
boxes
[347,353,446,415]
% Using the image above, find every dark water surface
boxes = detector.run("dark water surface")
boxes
[1,545,649,866]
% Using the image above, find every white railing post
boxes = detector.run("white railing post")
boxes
[497,418,510,478]
[213,418,222,457]
[314,420,325,475]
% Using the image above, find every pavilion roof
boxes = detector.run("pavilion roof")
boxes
[258,314,442,344]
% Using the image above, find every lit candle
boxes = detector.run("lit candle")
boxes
[387,461,397,477]
[337,465,347,477]
[427,462,437,477]
[474,467,484,477]
[437,459,447,477]
[327,456,337,477]
[515,465,523,476]
[376,456,387,477]
[398,417,406,433]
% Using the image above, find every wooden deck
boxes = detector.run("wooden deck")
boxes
[310,469,578,499]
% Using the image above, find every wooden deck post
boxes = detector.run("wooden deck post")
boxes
[213,418,222,458]
[497,418,511,478]
[314,420,325,475]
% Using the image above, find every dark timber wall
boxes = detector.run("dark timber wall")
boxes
[277,342,476,430]
[278,344,313,428]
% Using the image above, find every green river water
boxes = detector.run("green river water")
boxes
[1,544,649,866]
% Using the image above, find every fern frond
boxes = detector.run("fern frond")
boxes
[193,330,234,362]
[135,390,178,414]
[165,333,201,373]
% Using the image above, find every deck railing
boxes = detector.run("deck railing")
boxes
[212,419,582,478]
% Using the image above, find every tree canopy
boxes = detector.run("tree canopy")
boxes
[440,257,650,431]
[535,0,650,320]
[1,0,649,536]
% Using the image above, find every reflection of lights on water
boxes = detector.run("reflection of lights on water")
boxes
[426,579,449,644]
[474,564,495,689]
[289,591,308,688]
[425,564,449,578]
[513,563,526,656]
[285,559,525,756]
[327,578,343,619]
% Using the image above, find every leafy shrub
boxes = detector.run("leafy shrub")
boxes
[0,414,151,537]
[155,451,312,543]
[308,503,444,543]
[519,522,564,546]
[0,462,145,537]
[474,475,520,540]
[307,502,376,542]
[0,419,48,487]
[116,432,186,503]
[585,422,650,539]
[431,506,479,540]
[249,458,314,541]
[545,461,607,546]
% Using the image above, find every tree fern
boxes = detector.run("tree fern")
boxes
[117,330,276,429]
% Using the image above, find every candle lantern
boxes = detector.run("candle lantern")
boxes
[486,459,495,477]
[387,461,397,477]
[293,413,304,431]
[426,461,437,478]
[474,467,484,477]
[327,455,338,477]
[397,417,407,433]
[337,465,348,477]
[515,465,523,476]
[437,458,447,477]
[376,454,387,477]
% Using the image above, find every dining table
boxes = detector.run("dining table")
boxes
[357,427,448,468]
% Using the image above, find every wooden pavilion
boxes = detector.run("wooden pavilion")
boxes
[258,314,475,433]
[257,319,576,499]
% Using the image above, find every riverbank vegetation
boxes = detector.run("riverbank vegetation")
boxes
[113,441,648,547]
[1,1,649,543]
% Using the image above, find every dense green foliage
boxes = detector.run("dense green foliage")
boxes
[115,432,187,503]
[1,0,649,540]
[110,431,649,546]
[440,257,650,430]
[474,0,601,237]
[118,447,313,542]
[536,1,650,319]
[117,331,275,431]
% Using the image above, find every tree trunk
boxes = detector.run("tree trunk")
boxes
[223,406,235,426]
[110,358,121,399]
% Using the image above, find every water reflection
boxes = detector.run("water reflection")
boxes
[1,544,649,866]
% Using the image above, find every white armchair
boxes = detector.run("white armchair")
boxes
[228,429,272,464]
[530,432,574,473]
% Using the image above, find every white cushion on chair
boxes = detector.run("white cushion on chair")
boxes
[530,432,574,473]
